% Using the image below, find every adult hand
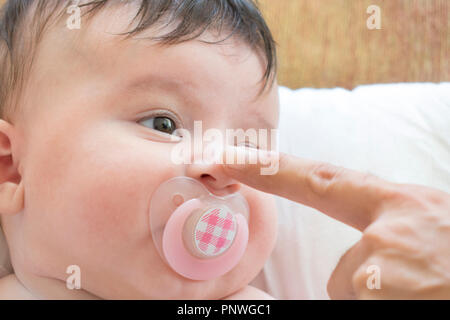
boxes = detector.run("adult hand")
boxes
[222,147,450,299]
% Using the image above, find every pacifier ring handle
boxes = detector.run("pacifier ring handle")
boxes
[162,199,249,281]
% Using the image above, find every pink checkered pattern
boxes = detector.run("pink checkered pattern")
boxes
[194,207,237,256]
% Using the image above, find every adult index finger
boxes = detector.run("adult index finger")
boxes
[222,146,399,231]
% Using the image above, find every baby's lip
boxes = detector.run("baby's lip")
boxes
[202,184,241,198]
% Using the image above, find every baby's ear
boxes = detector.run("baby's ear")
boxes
[0,120,24,215]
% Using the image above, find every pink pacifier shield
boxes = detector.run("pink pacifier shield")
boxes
[149,176,250,281]
[194,207,237,256]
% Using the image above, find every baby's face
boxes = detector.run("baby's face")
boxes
[8,9,279,299]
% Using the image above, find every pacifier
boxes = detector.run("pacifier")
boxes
[149,176,250,281]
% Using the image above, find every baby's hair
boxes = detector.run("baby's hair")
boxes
[0,0,277,120]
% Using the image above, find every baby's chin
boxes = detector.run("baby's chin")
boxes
[127,186,277,299]
[161,256,268,299]
[97,260,259,299]
[134,238,271,299]
[118,207,275,299]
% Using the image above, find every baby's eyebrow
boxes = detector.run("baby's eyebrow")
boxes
[125,73,192,94]
[122,73,276,128]
[122,72,204,110]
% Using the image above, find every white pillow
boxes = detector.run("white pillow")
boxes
[251,82,450,299]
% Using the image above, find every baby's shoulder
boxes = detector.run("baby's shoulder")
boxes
[0,273,35,299]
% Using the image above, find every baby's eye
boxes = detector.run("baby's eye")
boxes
[139,116,177,135]
[236,139,259,150]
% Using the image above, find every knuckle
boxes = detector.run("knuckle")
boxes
[361,228,379,247]
[372,184,428,216]
[385,185,428,207]
[420,188,449,207]
[305,163,347,197]
[362,220,422,256]
[361,223,392,248]
[372,181,406,202]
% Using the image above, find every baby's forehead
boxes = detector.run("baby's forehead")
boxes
[37,8,267,99]
[52,3,244,56]
[30,23,268,113]
[31,27,278,130]
[46,3,259,72]
[1,0,277,123]
[18,2,277,129]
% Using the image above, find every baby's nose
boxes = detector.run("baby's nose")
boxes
[185,162,241,197]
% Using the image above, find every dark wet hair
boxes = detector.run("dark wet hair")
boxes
[0,0,277,119]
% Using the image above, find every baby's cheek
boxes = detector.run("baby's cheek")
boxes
[222,187,277,285]
[23,124,175,274]
[244,188,278,245]
[65,146,170,247]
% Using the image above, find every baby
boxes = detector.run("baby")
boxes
[0,0,280,299]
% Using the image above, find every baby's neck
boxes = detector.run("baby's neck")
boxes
[0,273,99,299]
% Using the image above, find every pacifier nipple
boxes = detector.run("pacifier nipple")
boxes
[149,177,249,281]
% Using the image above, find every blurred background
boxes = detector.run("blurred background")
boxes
[1,0,448,89]
[258,0,449,89]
